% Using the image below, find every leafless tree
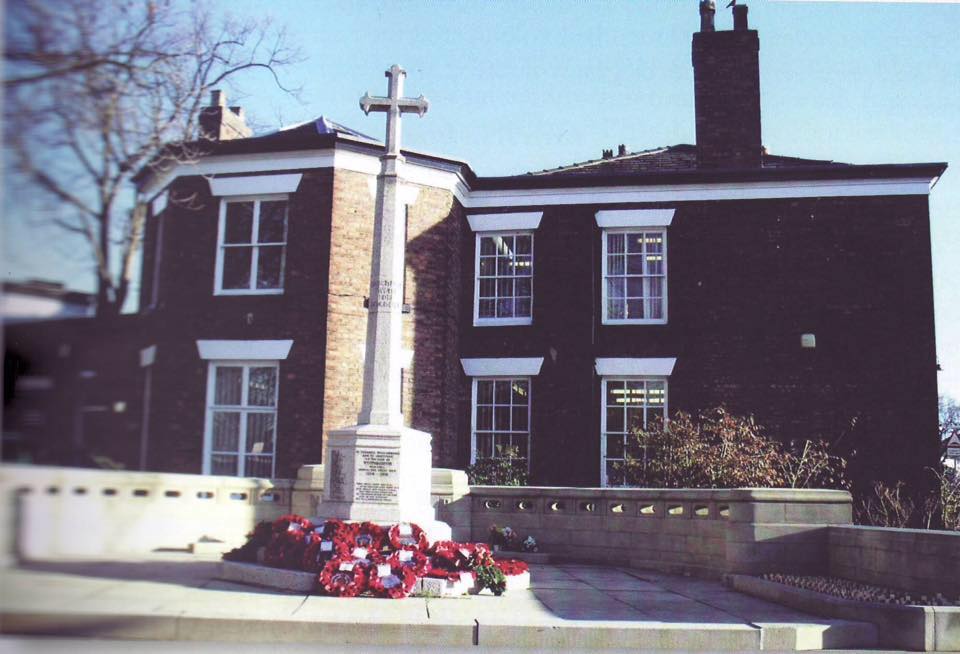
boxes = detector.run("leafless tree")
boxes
[941,395,960,450]
[4,0,300,316]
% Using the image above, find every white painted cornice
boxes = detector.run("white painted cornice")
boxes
[461,357,544,377]
[141,145,937,211]
[594,357,677,377]
[196,339,293,360]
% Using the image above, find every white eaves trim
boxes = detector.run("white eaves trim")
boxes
[140,145,937,209]
[209,173,303,197]
[197,339,294,361]
[595,357,676,377]
[467,212,543,232]
[461,357,544,377]
[595,208,675,228]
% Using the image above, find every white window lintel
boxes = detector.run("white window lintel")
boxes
[467,212,543,232]
[209,173,303,197]
[461,357,544,377]
[594,357,676,377]
[595,209,675,228]
[196,339,293,361]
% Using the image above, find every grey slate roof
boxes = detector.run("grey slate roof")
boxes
[526,144,849,177]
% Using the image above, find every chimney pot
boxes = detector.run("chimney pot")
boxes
[199,90,251,141]
[602,149,613,159]
[209,89,226,107]
[699,0,716,32]
[617,144,627,156]
[733,4,749,31]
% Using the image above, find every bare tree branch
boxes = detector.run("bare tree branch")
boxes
[3,0,302,316]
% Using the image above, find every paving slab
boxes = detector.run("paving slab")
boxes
[0,553,879,650]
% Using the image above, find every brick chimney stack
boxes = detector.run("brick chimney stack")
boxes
[198,90,252,141]
[692,1,762,168]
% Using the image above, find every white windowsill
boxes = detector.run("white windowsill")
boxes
[214,289,285,296]
[602,318,668,326]
[473,317,533,327]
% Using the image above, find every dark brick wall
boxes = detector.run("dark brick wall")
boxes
[692,28,762,168]
[459,195,940,489]
[140,169,335,479]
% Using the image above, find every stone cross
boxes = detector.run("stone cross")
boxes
[360,64,429,156]
[356,65,429,428]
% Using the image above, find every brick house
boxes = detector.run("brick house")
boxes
[4,4,946,489]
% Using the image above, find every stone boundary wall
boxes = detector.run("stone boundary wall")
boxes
[0,465,293,559]
[829,525,960,597]
[465,487,853,577]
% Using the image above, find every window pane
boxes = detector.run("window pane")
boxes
[476,434,493,459]
[647,276,664,298]
[606,407,625,432]
[496,235,514,256]
[607,254,625,276]
[606,434,625,459]
[496,256,513,276]
[224,202,253,244]
[515,298,531,317]
[627,233,645,253]
[212,411,240,450]
[627,299,644,319]
[515,278,532,297]
[214,367,243,405]
[496,298,514,317]
[248,367,277,407]
[494,381,511,403]
[626,254,645,274]
[477,381,494,404]
[494,433,511,455]
[646,254,663,276]
[478,299,495,318]
[512,380,528,404]
[625,381,647,404]
[256,246,284,289]
[515,235,532,255]
[479,278,496,298]
[511,406,528,431]
[476,405,493,430]
[607,233,625,255]
[513,437,528,458]
[211,454,238,476]
[606,460,624,486]
[606,381,624,406]
[626,407,644,431]
[494,407,511,430]
[496,278,515,297]
[645,233,663,253]
[245,455,273,478]
[478,257,496,276]
[246,413,276,453]
[647,298,663,320]
[626,277,645,298]
[608,299,625,320]
[222,247,252,289]
[514,256,533,276]
[258,201,287,243]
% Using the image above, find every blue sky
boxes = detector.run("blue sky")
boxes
[4,1,959,399]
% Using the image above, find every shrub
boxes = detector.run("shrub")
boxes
[466,445,528,486]
[622,406,850,490]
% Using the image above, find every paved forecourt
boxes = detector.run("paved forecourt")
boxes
[0,552,876,650]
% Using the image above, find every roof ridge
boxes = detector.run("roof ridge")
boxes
[527,144,693,176]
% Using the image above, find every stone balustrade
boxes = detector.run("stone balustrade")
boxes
[456,486,853,577]
[0,464,293,559]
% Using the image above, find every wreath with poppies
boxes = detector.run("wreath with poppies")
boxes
[319,557,369,597]
[228,515,531,599]
[367,560,419,599]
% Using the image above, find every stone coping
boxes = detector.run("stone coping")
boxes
[728,573,960,652]
[470,486,852,503]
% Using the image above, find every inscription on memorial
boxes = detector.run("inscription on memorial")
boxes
[328,449,346,501]
[372,279,397,310]
[354,448,399,505]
